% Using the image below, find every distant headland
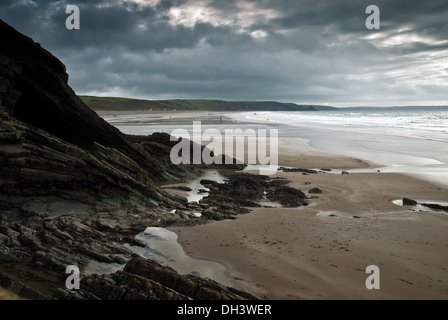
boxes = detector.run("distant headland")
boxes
[79,96,336,112]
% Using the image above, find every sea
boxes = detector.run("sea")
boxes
[104,106,448,188]
[226,107,448,188]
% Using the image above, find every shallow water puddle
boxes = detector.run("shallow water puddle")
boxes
[125,227,235,287]
[258,200,283,207]
[84,227,235,287]
[185,170,227,203]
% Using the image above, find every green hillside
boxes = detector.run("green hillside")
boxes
[79,96,335,112]
[79,96,135,104]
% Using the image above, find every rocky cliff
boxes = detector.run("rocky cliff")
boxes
[0,19,244,214]
[0,20,251,300]
[0,19,188,212]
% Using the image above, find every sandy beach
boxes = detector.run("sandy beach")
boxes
[165,129,448,300]
[105,111,448,300]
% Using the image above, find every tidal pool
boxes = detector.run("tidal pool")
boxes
[84,227,236,288]
[124,227,236,287]
[185,170,227,203]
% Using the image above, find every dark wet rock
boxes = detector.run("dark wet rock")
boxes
[175,186,192,192]
[127,133,245,179]
[31,251,70,273]
[267,186,308,207]
[94,219,118,232]
[38,230,60,245]
[201,210,227,221]
[200,179,217,186]
[205,173,269,205]
[186,203,201,209]
[15,224,43,251]
[0,225,20,240]
[76,244,114,264]
[279,167,318,174]
[77,271,189,300]
[128,224,147,233]
[123,257,252,300]
[52,288,90,300]
[0,233,7,245]
[267,178,290,188]
[199,203,210,209]
[403,198,418,206]
[123,236,146,248]
[0,247,23,263]
[421,203,448,212]
[196,173,309,218]
[42,221,74,241]
[55,257,255,300]
[309,187,323,194]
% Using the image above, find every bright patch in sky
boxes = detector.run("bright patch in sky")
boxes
[168,0,223,27]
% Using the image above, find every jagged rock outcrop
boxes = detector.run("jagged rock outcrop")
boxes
[0,20,253,300]
[196,173,309,220]
[0,19,244,213]
[54,257,256,300]
[127,132,244,179]
[0,19,186,212]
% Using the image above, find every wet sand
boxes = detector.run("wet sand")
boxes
[169,137,448,300]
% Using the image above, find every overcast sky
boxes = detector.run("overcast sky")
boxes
[2,0,448,107]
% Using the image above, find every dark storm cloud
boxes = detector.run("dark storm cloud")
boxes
[2,0,196,52]
[1,0,447,106]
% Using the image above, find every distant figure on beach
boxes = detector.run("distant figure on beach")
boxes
[220,116,222,123]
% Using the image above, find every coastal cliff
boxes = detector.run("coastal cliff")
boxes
[0,19,190,211]
[0,20,251,300]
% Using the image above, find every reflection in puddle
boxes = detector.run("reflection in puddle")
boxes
[186,170,227,203]
[258,201,282,207]
[84,227,236,288]
[124,227,235,287]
